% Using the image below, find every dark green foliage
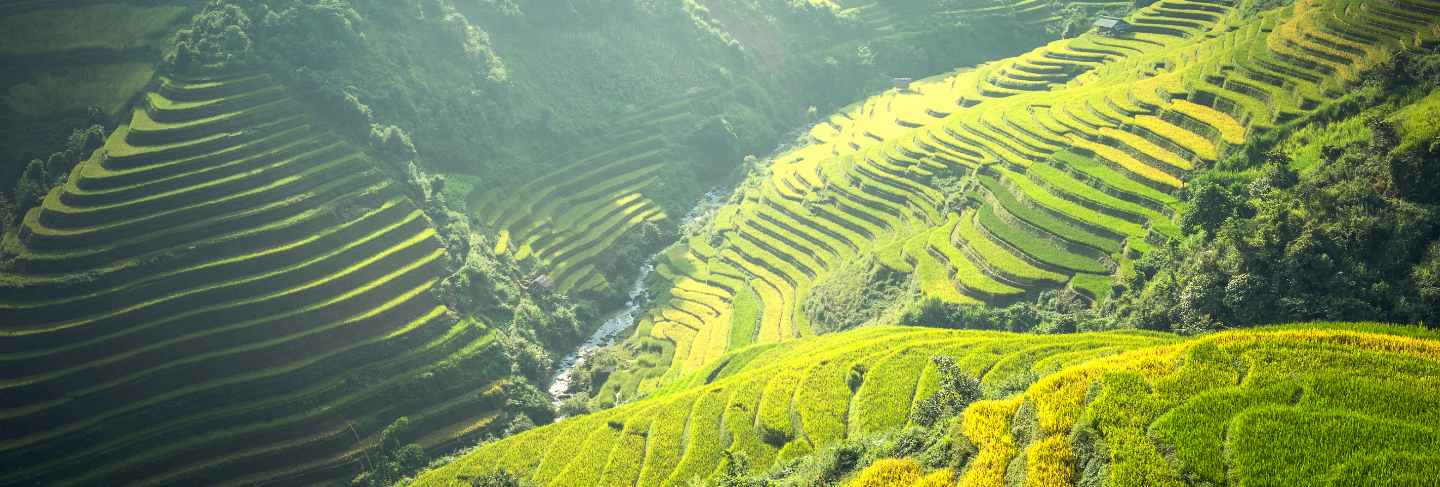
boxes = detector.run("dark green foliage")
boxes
[1177,180,1244,239]
[1389,135,1440,205]
[497,380,556,426]
[466,469,533,487]
[370,124,419,164]
[169,1,255,70]
[1097,51,1440,331]
[257,0,366,70]
[711,451,767,487]
[352,417,427,486]
[899,288,1098,333]
[802,255,909,332]
[0,195,13,237]
[911,356,982,428]
[12,160,47,221]
[921,418,974,470]
[1109,122,1440,330]
[3,124,104,229]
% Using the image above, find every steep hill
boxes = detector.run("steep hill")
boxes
[449,0,1075,299]
[413,327,1177,486]
[0,1,194,192]
[595,0,1440,404]
[847,323,1440,487]
[0,69,521,486]
[0,1,1100,484]
[414,323,1440,486]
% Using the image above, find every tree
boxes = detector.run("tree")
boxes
[1178,181,1242,239]
[370,124,419,164]
[467,469,533,487]
[14,159,48,217]
[911,356,981,427]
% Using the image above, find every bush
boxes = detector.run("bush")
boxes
[802,255,908,332]
[911,356,982,428]
[466,469,533,487]
[169,1,254,70]
[370,124,419,164]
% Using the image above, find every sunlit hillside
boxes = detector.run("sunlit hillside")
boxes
[1,0,1437,486]
[0,67,511,486]
[599,0,1440,404]
[417,323,1440,486]
[415,327,1176,486]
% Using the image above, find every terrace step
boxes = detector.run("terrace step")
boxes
[0,72,477,486]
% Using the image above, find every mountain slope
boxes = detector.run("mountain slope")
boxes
[886,323,1440,487]
[413,327,1176,486]
[0,1,193,195]
[600,0,1440,402]
[415,323,1440,486]
[0,69,514,487]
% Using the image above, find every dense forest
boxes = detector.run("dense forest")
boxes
[0,0,1437,486]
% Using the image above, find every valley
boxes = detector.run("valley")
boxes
[0,0,1437,486]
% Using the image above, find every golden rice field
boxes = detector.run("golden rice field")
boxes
[416,322,1440,486]
[607,0,1440,403]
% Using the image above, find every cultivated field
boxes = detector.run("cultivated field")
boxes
[0,69,508,486]
[612,0,1440,398]
[416,323,1440,486]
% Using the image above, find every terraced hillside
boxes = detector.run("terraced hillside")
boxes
[418,323,1440,486]
[413,327,1177,486]
[940,323,1440,487]
[0,70,514,486]
[460,0,1082,300]
[609,0,1440,396]
[0,1,193,189]
[471,133,671,296]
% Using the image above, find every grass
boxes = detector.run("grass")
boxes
[3,63,156,117]
[993,167,1147,239]
[415,321,1440,487]
[1068,272,1112,299]
[1171,99,1247,144]
[729,282,762,350]
[1026,162,1167,222]
[954,210,1067,285]
[1392,89,1440,146]
[1050,151,1179,209]
[978,175,1122,254]
[927,216,1024,298]
[0,4,190,56]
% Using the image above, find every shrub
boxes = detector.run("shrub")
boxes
[169,1,254,70]
[911,356,982,427]
[466,469,533,487]
[802,255,908,332]
[370,124,419,164]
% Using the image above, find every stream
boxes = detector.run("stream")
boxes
[546,260,653,404]
[546,189,727,406]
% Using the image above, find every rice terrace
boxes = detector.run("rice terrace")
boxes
[0,0,1438,486]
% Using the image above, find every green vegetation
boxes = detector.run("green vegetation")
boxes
[594,0,1440,409]
[0,2,198,200]
[1097,52,1440,333]
[3,0,1440,484]
[0,4,189,56]
[417,323,1440,487]
[0,67,579,486]
[3,63,157,118]
[412,327,1175,486]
